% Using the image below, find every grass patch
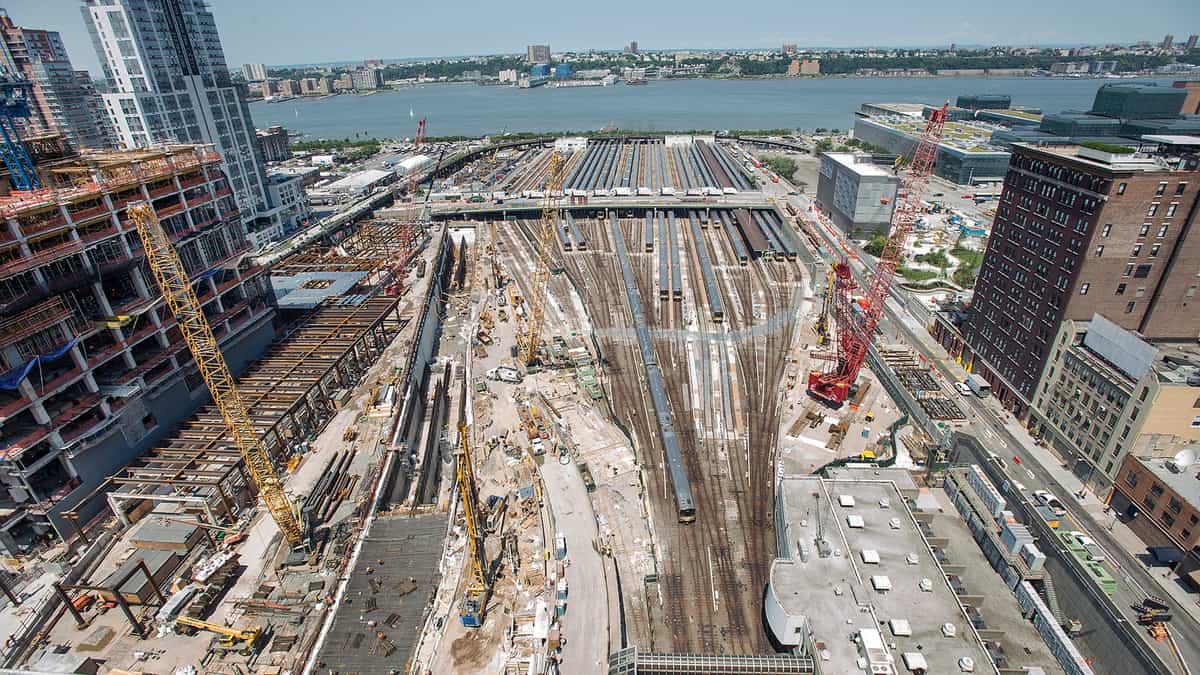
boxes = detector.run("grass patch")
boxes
[899,266,938,283]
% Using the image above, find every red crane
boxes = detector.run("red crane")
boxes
[808,103,948,405]
[415,117,426,148]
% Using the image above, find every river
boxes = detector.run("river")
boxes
[247,76,1180,140]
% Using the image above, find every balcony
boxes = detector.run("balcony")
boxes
[17,211,69,238]
[0,393,31,423]
[2,239,85,277]
[179,173,206,190]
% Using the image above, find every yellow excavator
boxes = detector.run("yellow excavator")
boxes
[175,616,264,655]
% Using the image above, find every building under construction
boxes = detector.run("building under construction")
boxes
[0,137,276,553]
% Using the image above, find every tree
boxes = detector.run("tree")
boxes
[863,235,887,257]
[761,155,798,179]
[815,139,834,153]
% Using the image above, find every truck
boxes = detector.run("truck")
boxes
[486,366,522,384]
[966,374,991,397]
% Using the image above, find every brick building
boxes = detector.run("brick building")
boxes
[932,140,1200,418]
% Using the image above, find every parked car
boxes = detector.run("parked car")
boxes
[954,381,972,396]
[1034,490,1067,515]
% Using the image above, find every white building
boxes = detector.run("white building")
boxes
[81,0,300,237]
[245,173,310,250]
[498,69,518,83]
[242,62,267,81]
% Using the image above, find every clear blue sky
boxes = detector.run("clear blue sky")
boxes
[7,0,1200,75]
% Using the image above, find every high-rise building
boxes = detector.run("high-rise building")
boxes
[82,0,272,222]
[1161,34,1175,49]
[934,142,1200,418]
[0,142,277,548]
[1186,35,1199,51]
[241,62,267,82]
[255,125,290,163]
[351,68,383,90]
[525,44,550,64]
[0,11,110,150]
[781,43,797,55]
[629,41,638,55]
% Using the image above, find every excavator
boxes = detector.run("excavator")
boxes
[175,616,264,656]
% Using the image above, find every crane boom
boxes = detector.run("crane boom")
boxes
[808,104,948,404]
[128,203,305,547]
[521,152,565,365]
[456,378,490,627]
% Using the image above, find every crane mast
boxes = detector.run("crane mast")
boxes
[808,104,948,404]
[455,380,490,627]
[521,152,565,365]
[128,203,305,547]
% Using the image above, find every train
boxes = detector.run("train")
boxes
[611,213,696,523]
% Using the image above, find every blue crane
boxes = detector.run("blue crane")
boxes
[0,72,40,191]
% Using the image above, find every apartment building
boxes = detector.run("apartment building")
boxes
[255,126,290,164]
[932,140,1200,418]
[1111,453,1200,580]
[0,12,110,150]
[0,141,276,553]
[241,62,267,82]
[1030,314,1200,488]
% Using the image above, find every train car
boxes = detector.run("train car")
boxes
[644,213,655,252]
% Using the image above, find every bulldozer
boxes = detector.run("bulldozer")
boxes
[175,616,264,656]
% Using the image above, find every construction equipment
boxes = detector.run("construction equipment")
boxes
[174,616,263,655]
[808,104,948,405]
[0,73,40,191]
[128,203,305,547]
[521,153,566,365]
[415,117,426,148]
[455,380,491,627]
[815,265,835,346]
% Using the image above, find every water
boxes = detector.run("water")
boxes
[248,77,1179,140]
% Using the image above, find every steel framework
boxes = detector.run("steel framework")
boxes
[129,202,305,547]
[808,104,948,404]
[521,152,565,365]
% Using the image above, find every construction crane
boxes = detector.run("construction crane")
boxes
[0,73,40,191]
[815,265,835,347]
[174,616,263,655]
[128,203,306,547]
[455,379,490,627]
[808,104,948,405]
[415,117,426,148]
[521,152,565,365]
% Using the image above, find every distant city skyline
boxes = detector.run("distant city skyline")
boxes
[7,0,1200,76]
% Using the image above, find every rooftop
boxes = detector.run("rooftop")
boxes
[1014,142,1174,172]
[858,116,1009,156]
[324,168,395,193]
[1136,455,1200,507]
[767,475,991,673]
[822,152,893,177]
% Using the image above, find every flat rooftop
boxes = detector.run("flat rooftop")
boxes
[823,152,892,177]
[272,270,371,309]
[1139,457,1200,506]
[767,476,991,673]
[858,116,1009,156]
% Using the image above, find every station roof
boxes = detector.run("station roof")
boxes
[768,475,991,673]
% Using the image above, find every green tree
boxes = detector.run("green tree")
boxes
[761,155,798,179]
[863,235,887,257]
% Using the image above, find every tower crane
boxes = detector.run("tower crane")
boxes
[808,104,948,405]
[0,73,40,191]
[521,152,565,366]
[454,379,490,627]
[128,203,306,547]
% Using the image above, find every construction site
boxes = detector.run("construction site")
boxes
[0,66,1093,673]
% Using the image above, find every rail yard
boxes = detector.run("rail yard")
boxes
[0,131,1128,675]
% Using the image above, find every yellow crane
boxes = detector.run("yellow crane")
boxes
[128,203,305,547]
[521,153,566,365]
[816,265,836,346]
[174,616,263,655]
[454,379,490,627]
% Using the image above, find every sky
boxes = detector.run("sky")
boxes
[8,0,1200,76]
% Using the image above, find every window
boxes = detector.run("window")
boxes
[1191,514,1199,526]
[1124,264,1134,277]
[1126,471,1140,487]
[1125,301,1136,314]
[1132,244,1142,257]
[1177,182,1188,196]
[1148,204,1159,217]
[1162,512,1176,527]
[1079,283,1090,295]
[1101,223,1112,237]
[1193,416,1200,428]
[1156,182,1167,196]
[1094,245,1104,257]
[1140,223,1151,236]
[1144,495,1158,511]
[1116,283,1127,295]
[1170,498,1184,514]
[1151,244,1160,258]
[1141,387,1150,402]
[1183,529,1192,540]
[1135,264,1152,278]
[1152,483,1165,497]
[1158,224,1169,238]
[1117,182,1127,195]
[1167,203,1178,217]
